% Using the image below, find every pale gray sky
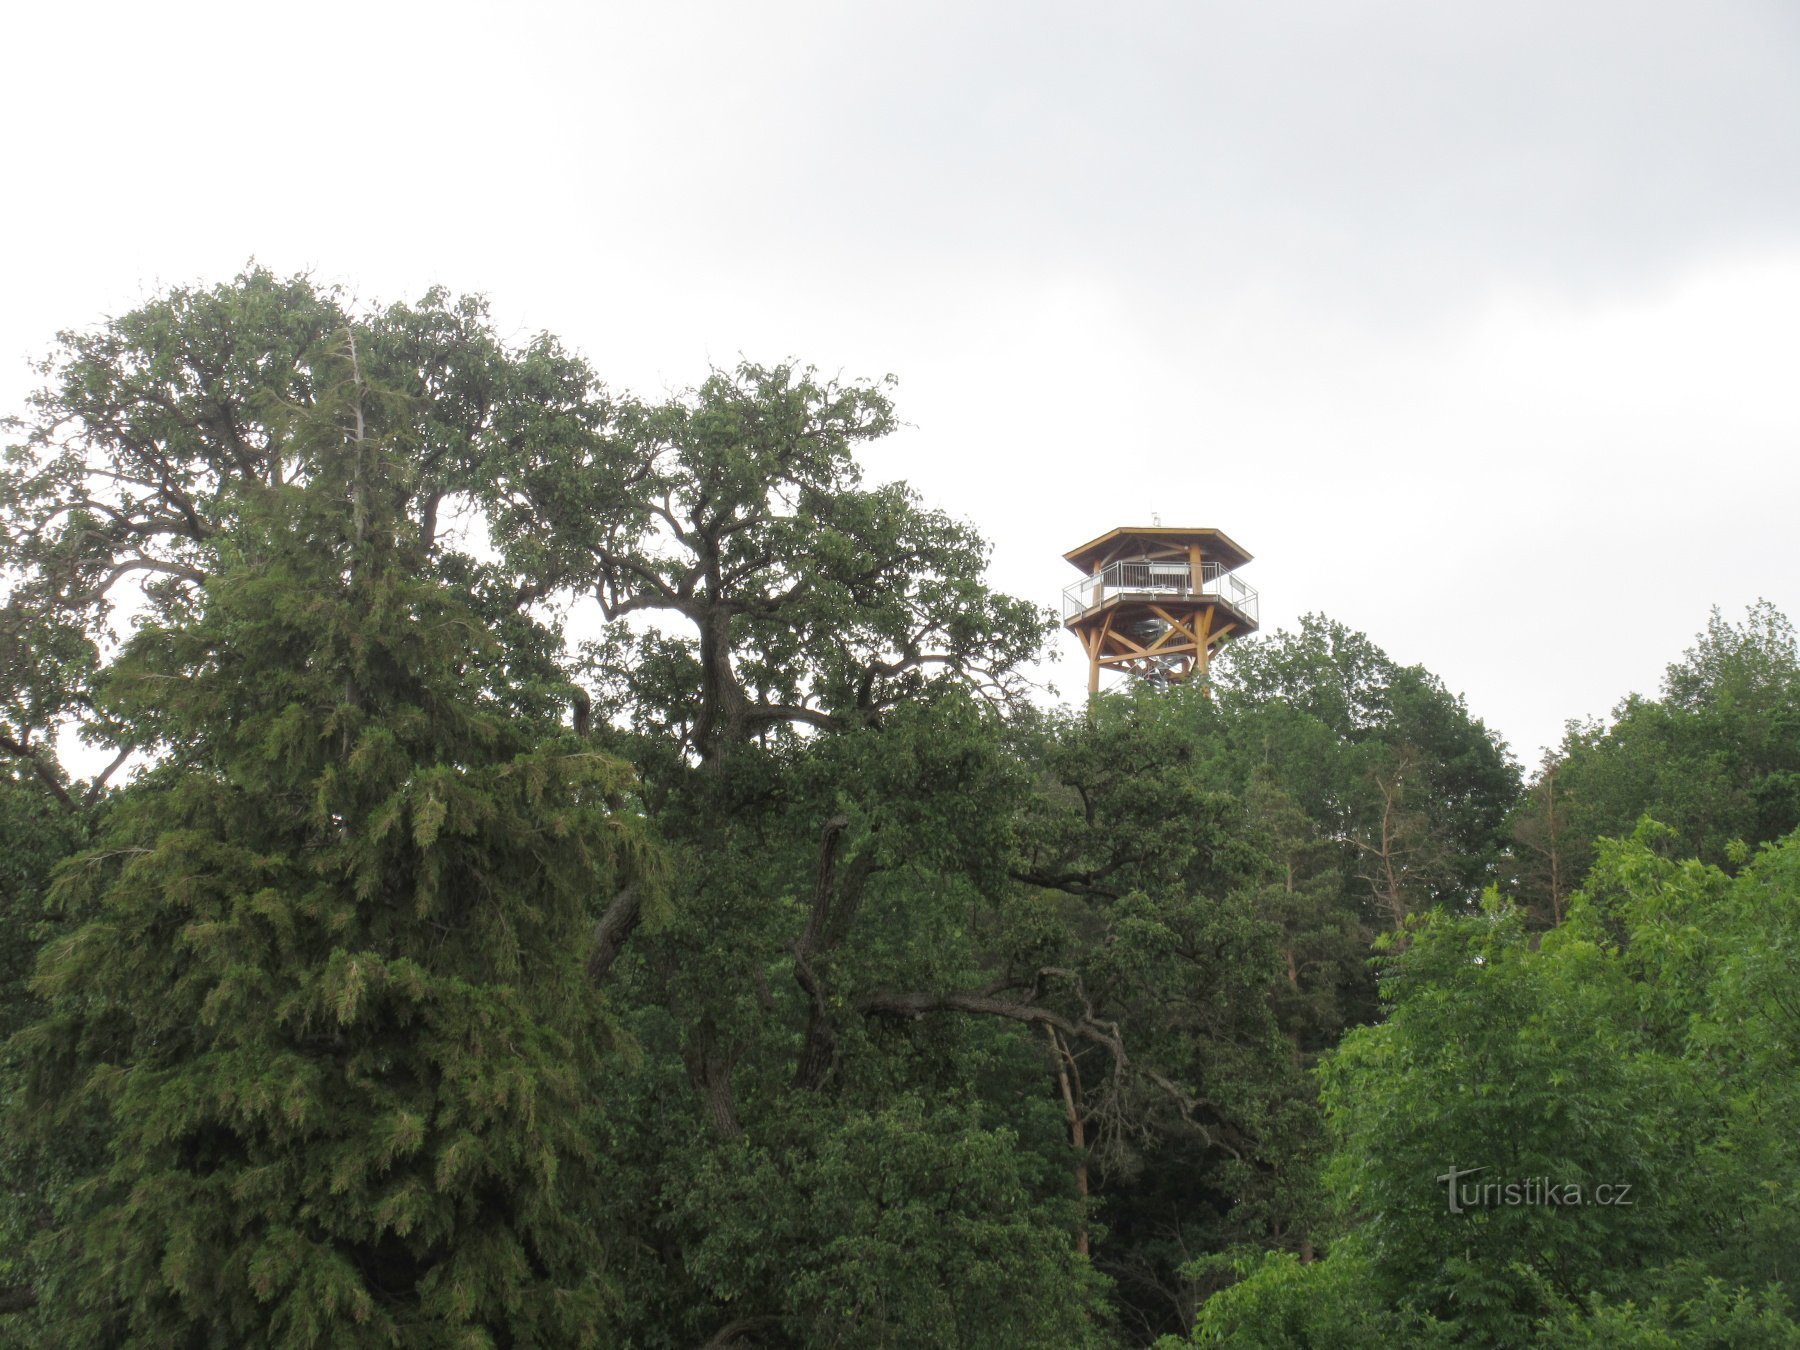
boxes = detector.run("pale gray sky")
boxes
[6,1,1798,763]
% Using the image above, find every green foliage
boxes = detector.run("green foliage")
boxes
[1205,615,1522,1047]
[1535,1275,1800,1347]
[1321,890,1684,1338]
[584,679,1128,1342]
[1006,688,1325,1335]
[12,268,1794,1350]
[657,1096,1109,1348]
[0,771,86,1328]
[479,352,1124,1340]
[1179,1244,1448,1347]
[1200,823,1800,1346]
[1216,616,1521,912]
[0,771,82,1046]
[525,359,1050,769]
[7,304,641,1345]
[0,269,587,787]
[1514,603,1800,914]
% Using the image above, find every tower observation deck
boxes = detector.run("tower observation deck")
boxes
[1061,526,1259,694]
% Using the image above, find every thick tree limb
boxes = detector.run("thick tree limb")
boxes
[1045,1023,1091,1256]
[592,552,688,620]
[0,732,77,812]
[586,884,642,984]
[700,1313,779,1348]
[101,555,208,586]
[741,703,843,734]
[1009,864,1125,899]
[795,816,850,957]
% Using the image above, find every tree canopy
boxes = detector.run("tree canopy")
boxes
[2,269,1794,1347]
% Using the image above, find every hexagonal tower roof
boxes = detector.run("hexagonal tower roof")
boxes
[1063,526,1254,577]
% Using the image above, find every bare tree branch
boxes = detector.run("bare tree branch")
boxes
[858,978,1244,1161]
[83,745,133,805]
[88,556,208,599]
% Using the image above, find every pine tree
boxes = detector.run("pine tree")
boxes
[14,330,649,1346]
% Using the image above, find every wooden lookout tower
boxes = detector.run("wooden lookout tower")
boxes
[1062,526,1260,694]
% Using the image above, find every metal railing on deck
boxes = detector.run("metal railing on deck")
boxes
[1061,559,1259,625]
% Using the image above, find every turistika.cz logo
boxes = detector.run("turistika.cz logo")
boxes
[1436,1165,1634,1214]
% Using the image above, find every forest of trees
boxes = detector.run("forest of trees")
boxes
[2,271,1797,1346]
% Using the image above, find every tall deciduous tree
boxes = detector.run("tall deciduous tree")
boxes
[485,363,1353,1343]
[1191,824,1800,1345]
[486,362,1133,1343]
[0,269,600,796]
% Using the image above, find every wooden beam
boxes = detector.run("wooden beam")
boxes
[1107,627,1153,656]
[1147,605,1202,650]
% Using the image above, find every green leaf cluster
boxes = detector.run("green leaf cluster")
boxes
[1193,822,1800,1345]
[6,286,643,1346]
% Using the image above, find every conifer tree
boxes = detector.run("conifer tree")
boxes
[14,327,648,1345]
[0,769,85,1328]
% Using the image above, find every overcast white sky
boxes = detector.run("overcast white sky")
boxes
[5,1,1798,765]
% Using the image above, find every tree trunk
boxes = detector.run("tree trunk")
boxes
[683,1021,743,1140]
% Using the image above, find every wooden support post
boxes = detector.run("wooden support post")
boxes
[1085,620,1107,696]
[1188,541,1203,595]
